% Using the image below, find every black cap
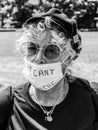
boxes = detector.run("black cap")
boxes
[23,8,82,55]
[24,8,78,39]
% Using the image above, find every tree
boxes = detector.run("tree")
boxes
[12,0,33,28]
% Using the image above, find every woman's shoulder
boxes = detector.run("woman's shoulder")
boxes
[66,74,91,92]
[0,84,14,115]
[14,82,30,94]
[0,84,13,103]
[0,82,30,103]
[66,74,98,94]
[66,74,89,85]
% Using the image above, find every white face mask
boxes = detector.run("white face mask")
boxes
[23,60,64,91]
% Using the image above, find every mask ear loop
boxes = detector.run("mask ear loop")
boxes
[61,46,77,77]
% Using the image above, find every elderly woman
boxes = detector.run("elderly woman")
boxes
[0,8,98,130]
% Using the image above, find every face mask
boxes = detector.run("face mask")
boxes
[23,60,63,91]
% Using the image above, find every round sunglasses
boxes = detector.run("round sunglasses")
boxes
[21,42,61,60]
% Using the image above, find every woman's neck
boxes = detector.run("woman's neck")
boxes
[29,77,69,106]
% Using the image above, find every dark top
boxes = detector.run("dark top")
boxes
[0,75,98,130]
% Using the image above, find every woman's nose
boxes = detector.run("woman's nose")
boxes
[34,49,45,64]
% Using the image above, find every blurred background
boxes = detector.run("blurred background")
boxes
[0,0,98,30]
[0,0,98,87]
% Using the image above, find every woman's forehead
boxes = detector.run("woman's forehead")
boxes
[23,23,67,47]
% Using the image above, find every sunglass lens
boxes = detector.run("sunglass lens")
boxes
[45,45,60,59]
[22,42,37,56]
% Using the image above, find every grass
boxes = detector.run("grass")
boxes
[0,31,98,86]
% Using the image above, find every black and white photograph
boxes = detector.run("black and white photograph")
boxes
[0,0,98,129]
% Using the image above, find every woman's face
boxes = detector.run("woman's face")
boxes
[23,29,68,64]
[20,22,75,74]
